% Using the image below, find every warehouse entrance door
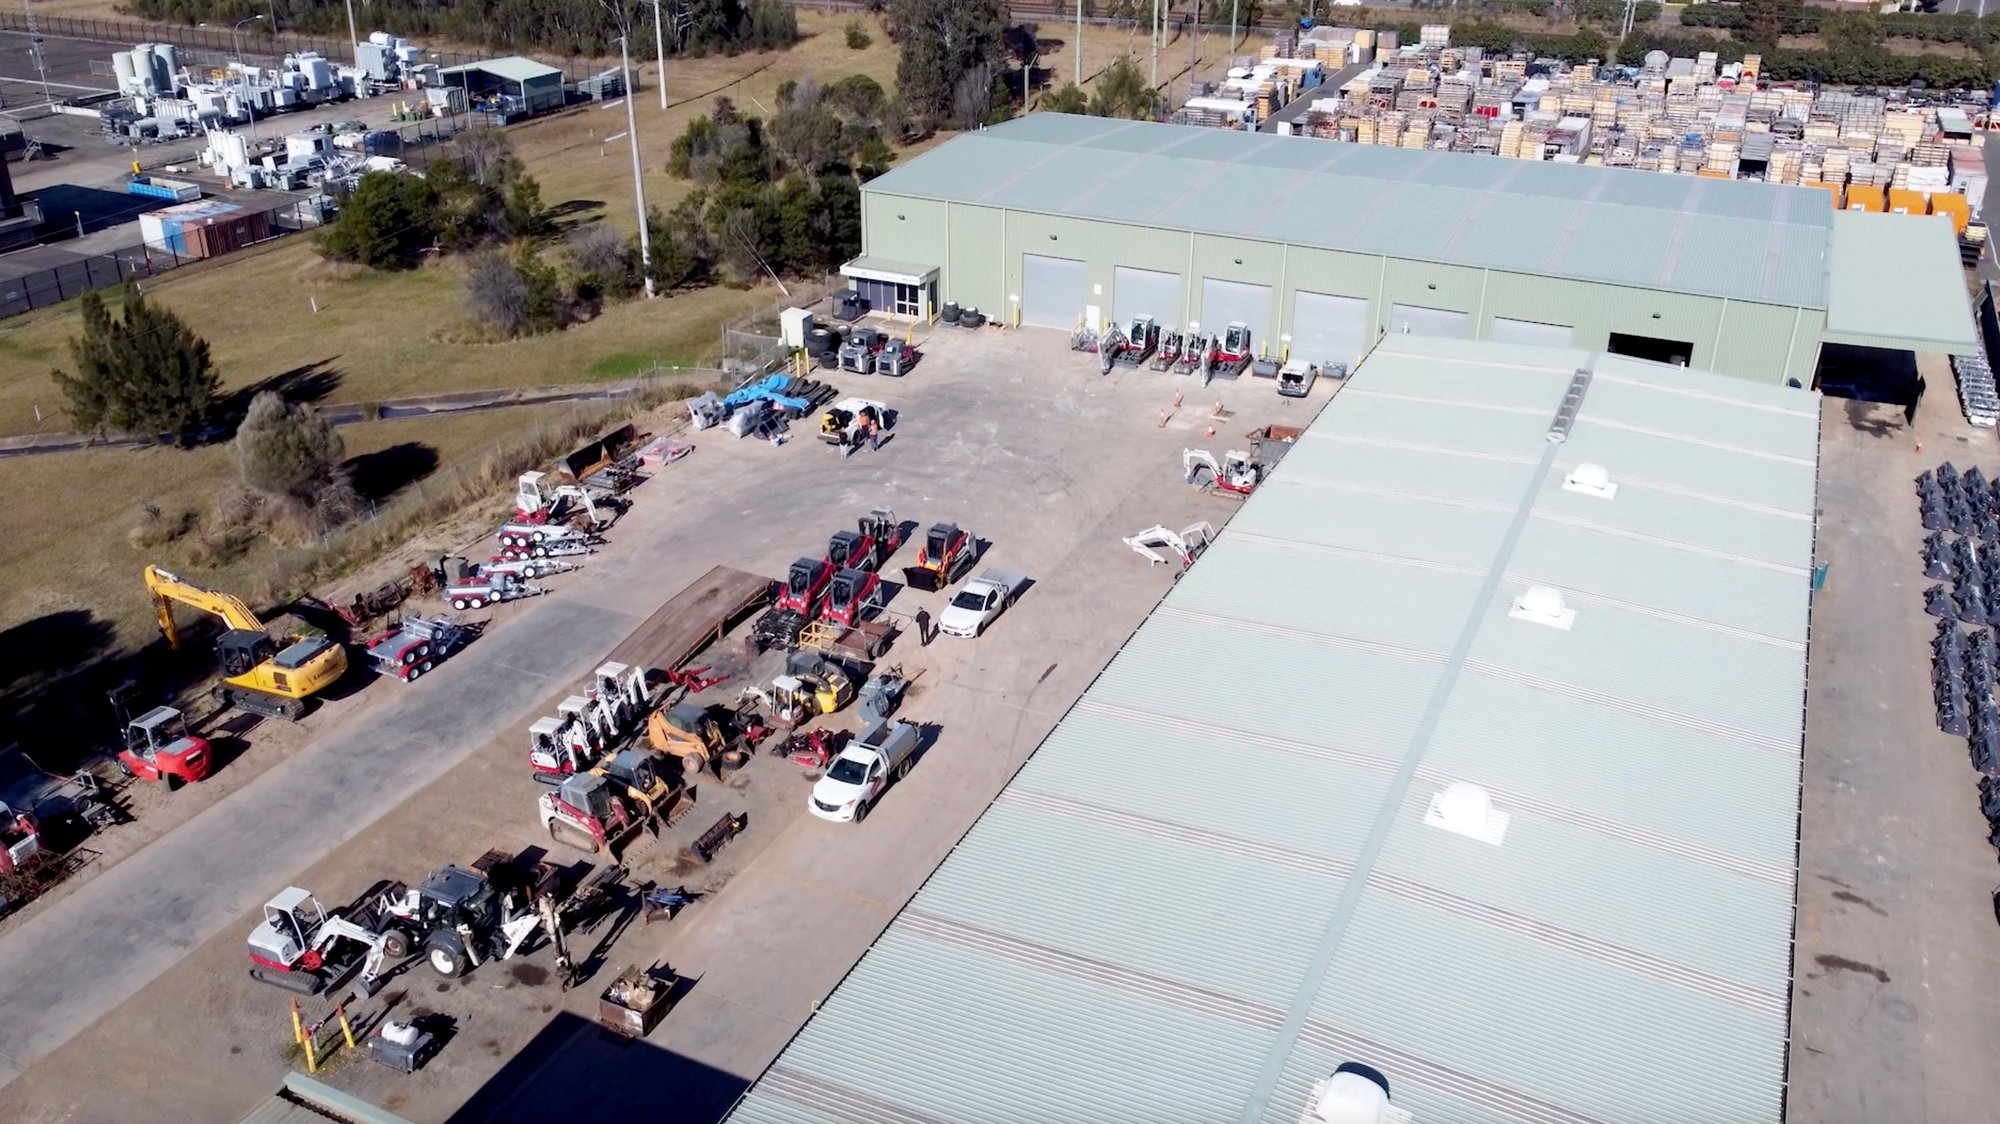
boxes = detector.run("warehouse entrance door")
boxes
[1489,317,1575,348]
[1388,303,1471,338]
[1114,267,1182,331]
[1200,279,1272,349]
[1608,331,1693,366]
[1022,254,1086,330]
[1289,291,1369,371]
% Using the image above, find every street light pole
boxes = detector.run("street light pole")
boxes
[1075,0,1082,87]
[619,34,656,299]
[345,0,360,69]
[652,0,668,109]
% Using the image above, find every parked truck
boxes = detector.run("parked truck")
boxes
[807,719,919,824]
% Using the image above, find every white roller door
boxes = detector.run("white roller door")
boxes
[1200,278,1273,347]
[1490,317,1574,348]
[1289,291,1369,371]
[1388,303,1471,339]
[1022,254,1086,330]
[1114,267,1182,330]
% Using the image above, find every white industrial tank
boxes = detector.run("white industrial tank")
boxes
[154,43,179,89]
[113,50,138,93]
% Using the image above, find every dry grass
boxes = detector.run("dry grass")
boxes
[0,403,584,647]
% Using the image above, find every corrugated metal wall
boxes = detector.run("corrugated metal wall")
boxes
[859,189,1824,383]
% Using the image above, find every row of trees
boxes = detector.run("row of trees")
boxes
[317,128,548,270]
[654,78,885,291]
[131,0,796,59]
[1681,1,2000,50]
[1618,26,1996,90]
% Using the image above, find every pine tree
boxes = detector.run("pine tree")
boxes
[52,286,219,446]
[232,391,346,502]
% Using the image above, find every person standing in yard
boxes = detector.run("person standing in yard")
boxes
[915,607,932,646]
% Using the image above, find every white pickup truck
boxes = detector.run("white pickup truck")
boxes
[809,719,919,824]
[936,568,1028,639]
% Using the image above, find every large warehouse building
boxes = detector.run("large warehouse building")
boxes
[843,113,1974,383]
[726,335,1817,1124]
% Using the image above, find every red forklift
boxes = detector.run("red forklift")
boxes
[820,568,884,628]
[776,557,835,616]
[109,686,212,790]
[827,507,905,573]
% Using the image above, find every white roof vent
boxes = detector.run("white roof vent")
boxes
[1424,782,1510,846]
[1306,1063,1413,1124]
[1509,585,1575,631]
[1562,462,1617,499]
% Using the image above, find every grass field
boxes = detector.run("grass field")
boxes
[0,8,1257,646]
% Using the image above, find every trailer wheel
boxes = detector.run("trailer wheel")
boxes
[400,647,420,666]
[532,544,549,558]
[403,662,423,681]
[451,598,470,610]
[428,945,468,978]
[468,596,486,609]
[531,529,548,542]
[418,660,433,674]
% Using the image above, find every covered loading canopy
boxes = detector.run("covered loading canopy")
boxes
[1822,210,1979,355]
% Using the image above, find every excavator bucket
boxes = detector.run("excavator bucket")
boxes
[902,564,945,593]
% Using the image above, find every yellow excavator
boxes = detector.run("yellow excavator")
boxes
[143,565,348,719]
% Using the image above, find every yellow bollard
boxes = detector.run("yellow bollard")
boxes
[336,1003,357,1050]
[290,998,305,1046]
[301,1024,319,1074]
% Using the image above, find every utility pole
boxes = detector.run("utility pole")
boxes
[1230,0,1239,53]
[618,33,655,299]
[345,0,359,69]
[652,0,668,109]
[1190,0,1198,101]
[1075,0,1082,86]
[1151,0,1160,89]
[21,0,52,105]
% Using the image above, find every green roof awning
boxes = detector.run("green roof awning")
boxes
[1823,209,1979,354]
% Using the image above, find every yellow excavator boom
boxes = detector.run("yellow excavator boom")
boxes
[143,565,266,648]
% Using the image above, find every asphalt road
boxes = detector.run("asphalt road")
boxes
[1261,59,1372,133]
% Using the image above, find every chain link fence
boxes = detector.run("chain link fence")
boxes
[718,275,843,377]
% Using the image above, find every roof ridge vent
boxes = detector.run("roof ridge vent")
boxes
[1546,367,1593,443]
[1509,584,1576,630]
[1424,782,1510,847]
[1562,462,1617,499]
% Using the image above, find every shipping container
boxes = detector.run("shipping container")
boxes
[1932,191,1971,235]
[1846,184,1887,212]
[1887,187,1929,215]
[1802,180,1845,208]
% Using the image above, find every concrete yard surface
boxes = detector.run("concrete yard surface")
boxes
[0,323,1328,1123]
[1792,372,2000,1122]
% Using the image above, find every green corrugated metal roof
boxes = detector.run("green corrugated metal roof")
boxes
[864,114,1835,308]
[1823,209,1978,353]
[725,335,1816,1124]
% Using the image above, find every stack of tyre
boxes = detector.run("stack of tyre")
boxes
[1918,461,2000,855]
